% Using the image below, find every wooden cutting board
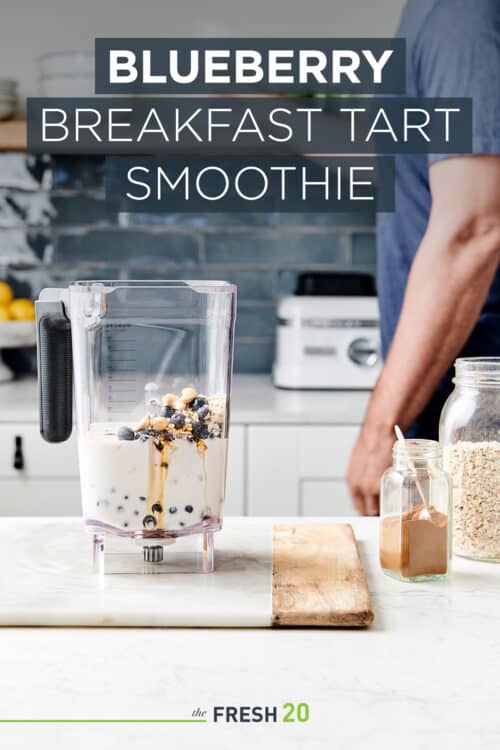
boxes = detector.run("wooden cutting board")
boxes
[272,524,374,627]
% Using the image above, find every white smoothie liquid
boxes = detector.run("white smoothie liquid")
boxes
[78,423,227,534]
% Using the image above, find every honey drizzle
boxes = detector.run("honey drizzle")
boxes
[144,432,209,532]
[146,438,157,520]
[146,435,175,531]
[196,439,210,516]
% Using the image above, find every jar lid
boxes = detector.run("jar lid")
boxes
[454,357,500,388]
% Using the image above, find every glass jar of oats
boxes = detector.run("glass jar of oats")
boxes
[440,358,500,562]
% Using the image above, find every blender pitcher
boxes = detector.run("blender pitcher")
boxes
[36,281,237,574]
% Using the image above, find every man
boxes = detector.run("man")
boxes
[347,0,500,515]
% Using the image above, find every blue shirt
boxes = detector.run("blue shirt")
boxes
[377,0,500,437]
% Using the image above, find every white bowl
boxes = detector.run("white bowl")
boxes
[39,52,93,77]
[0,321,36,348]
[0,101,16,121]
[39,74,94,97]
[0,80,17,92]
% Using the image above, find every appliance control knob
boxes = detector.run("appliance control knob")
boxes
[348,337,379,367]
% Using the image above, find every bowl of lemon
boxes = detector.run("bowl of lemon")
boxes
[0,281,36,382]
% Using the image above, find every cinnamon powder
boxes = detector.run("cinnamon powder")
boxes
[380,505,448,578]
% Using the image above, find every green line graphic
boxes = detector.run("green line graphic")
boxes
[0,719,207,724]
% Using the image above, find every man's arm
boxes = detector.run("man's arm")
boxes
[347,155,500,515]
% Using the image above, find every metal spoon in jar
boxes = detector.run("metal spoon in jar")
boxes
[394,425,430,517]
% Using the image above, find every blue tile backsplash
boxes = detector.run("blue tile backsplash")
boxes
[0,153,377,374]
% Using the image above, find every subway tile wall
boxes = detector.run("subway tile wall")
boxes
[0,153,377,374]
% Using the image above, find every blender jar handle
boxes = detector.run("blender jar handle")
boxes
[36,299,73,443]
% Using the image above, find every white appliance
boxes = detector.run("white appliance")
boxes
[273,273,381,390]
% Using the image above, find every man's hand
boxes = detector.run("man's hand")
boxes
[346,425,393,516]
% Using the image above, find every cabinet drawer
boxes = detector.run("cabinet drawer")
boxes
[298,426,358,478]
[301,479,354,517]
[0,479,81,516]
[247,425,360,516]
[247,426,300,515]
[0,425,79,479]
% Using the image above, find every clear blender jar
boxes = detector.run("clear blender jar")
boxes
[36,281,237,573]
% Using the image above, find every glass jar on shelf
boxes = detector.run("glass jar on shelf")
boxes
[440,357,500,562]
[380,439,451,582]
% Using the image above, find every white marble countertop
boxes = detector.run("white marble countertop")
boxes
[0,375,371,425]
[0,516,498,750]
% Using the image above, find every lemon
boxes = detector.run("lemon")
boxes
[8,298,35,321]
[0,281,14,306]
[0,304,11,322]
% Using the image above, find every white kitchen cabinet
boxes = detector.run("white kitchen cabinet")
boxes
[297,426,359,478]
[247,426,299,515]
[247,425,357,516]
[301,479,353,517]
[0,424,81,515]
[0,425,79,479]
[0,479,81,516]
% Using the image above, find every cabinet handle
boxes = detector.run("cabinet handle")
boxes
[13,436,24,471]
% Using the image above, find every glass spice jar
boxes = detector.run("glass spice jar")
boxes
[440,357,500,562]
[380,439,451,582]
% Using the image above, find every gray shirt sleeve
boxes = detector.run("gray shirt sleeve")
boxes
[412,0,500,162]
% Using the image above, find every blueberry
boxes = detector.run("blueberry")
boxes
[185,505,194,513]
[143,515,157,529]
[152,503,163,513]
[171,413,185,428]
[117,426,135,441]
[169,506,177,514]
[160,405,175,418]
[196,405,210,420]
[192,397,207,410]
[193,423,209,441]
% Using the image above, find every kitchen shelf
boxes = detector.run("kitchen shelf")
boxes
[0,120,27,151]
